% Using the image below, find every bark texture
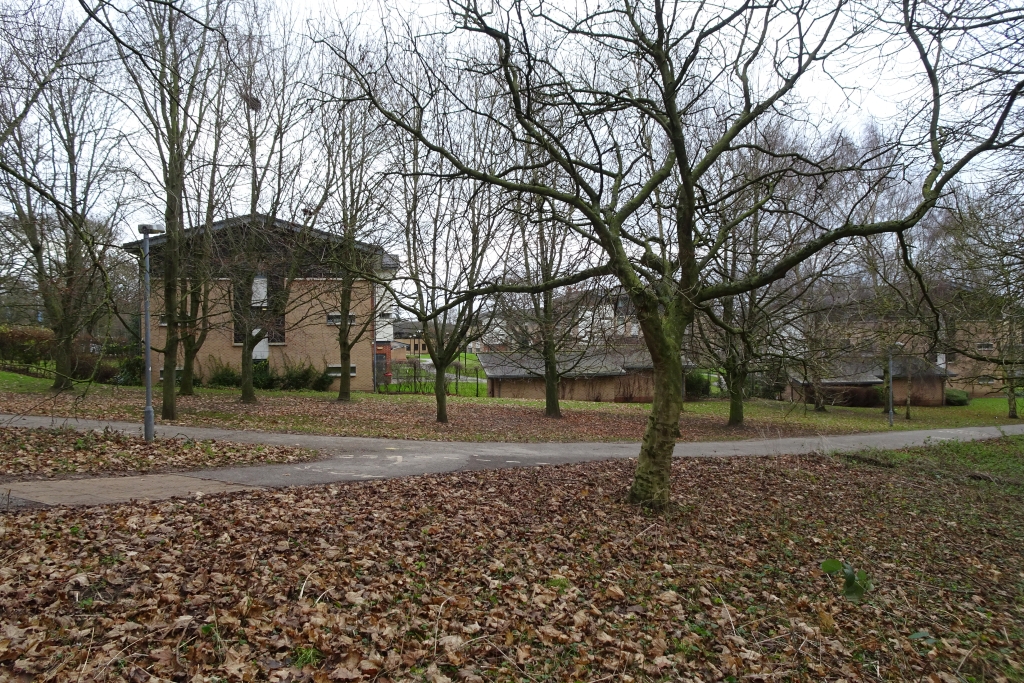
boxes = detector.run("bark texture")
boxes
[627,351,682,508]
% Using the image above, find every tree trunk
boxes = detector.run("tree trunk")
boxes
[179,337,198,396]
[51,334,75,391]
[628,351,682,508]
[542,336,561,418]
[881,363,891,414]
[813,382,827,412]
[727,367,746,426]
[337,343,352,401]
[724,350,746,426]
[335,278,354,402]
[434,365,448,423]
[240,334,257,404]
[160,274,179,421]
[904,372,912,420]
[1009,381,1019,419]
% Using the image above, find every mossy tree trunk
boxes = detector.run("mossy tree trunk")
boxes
[50,324,76,391]
[726,362,747,427]
[628,347,683,508]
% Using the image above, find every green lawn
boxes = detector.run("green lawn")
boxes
[0,370,54,393]
[2,369,1018,439]
[846,433,1024,491]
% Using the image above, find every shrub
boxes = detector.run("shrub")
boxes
[684,370,711,400]
[116,355,145,385]
[69,355,119,384]
[805,385,883,408]
[839,386,884,408]
[207,358,241,388]
[103,340,139,358]
[0,326,54,365]
[311,368,334,392]
[279,359,320,390]
[252,360,280,390]
[945,388,970,406]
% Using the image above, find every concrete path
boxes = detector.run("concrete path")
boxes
[2,413,1022,509]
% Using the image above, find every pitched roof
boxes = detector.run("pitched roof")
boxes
[121,214,400,271]
[789,355,955,385]
[478,347,694,380]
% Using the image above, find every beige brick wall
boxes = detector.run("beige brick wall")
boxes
[145,278,378,392]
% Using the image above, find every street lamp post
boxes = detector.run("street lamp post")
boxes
[139,224,164,442]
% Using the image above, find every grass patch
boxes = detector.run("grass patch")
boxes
[1,370,1019,443]
[843,434,1024,491]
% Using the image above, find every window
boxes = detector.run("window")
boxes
[979,375,996,385]
[158,314,168,327]
[378,311,393,320]
[158,367,184,380]
[252,276,268,308]
[977,342,995,351]
[327,364,357,377]
[327,313,356,325]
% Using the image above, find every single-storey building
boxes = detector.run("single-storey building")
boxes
[786,356,954,407]
[479,347,694,403]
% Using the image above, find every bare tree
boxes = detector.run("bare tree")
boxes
[220,3,334,403]
[336,0,1024,506]
[493,184,601,418]
[0,19,126,389]
[932,185,1023,418]
[112,0,229,418]
[392,132,510,423]
[312,46,395,402]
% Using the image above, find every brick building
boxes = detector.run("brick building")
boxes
[124,215,397,392]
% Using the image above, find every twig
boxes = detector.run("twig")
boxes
[487,643,540,682]
[955,643,978,674]
[298,573,312,601]
[632,522,661,542]
[432,596,453,659]
[75,628,94,683]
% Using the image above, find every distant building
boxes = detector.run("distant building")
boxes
[786,356,953,407]
[123,214,398,392]
[479,347,694,403]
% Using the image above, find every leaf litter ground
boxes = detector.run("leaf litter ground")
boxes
[0,389,865,444]
[0,427,318,482]
[1,447,1022,682]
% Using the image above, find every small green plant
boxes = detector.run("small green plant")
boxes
[279,359,321,390]
[207,358,242,388]
[69,525,83,538]
[252,360,280,390]
[292,646,324,667]
[821,558,873,602]
[684,369,711,400]
[945,388,971,406]
[546,577,570,591]
[909,630,937,646]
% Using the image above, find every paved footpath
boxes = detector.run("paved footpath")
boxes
[2,413,1022,508]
